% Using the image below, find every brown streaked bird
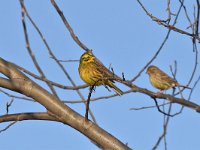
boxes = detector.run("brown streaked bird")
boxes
[146,65,190,92]
[78,51,123,95]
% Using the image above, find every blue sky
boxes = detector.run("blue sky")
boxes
[0,1,200,150]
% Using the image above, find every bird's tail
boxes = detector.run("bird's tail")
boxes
[109,82,123,96]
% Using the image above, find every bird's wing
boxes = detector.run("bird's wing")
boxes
[94,57,119,82]
[157,69,178,86]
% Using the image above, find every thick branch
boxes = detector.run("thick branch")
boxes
[0,57,131,150]
[0,112,58,122]
[103,79,200,113]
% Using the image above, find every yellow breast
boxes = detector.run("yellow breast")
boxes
[150,76,171,90]
[79,63,101,85]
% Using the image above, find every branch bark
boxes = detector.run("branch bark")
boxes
[0,112,58,122]
[0,57,131,150]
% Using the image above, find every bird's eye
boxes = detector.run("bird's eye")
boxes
[83,57,90,61]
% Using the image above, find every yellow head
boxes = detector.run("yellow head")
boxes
[146,65,159,76]
[80,51,95,64]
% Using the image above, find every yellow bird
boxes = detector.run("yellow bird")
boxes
[146,65,189,92]
[78,51,123,95]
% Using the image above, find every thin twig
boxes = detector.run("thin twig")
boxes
[0,121,17,134]
[19,2,97,123]
[152,98,173,117]
[166,0,171,22]
[152,103,172,150]
[132,0,185,82]
[136,0,200,41]
[195,0,200,36]
[0,88,34,102]
[19,0,59,98]
[15,63,88,90]
[50,0,91,52]
[129,102,171,111]
[50,58,79,62]
[6,98,14,114]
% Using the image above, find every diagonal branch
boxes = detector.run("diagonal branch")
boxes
[136,0,200,41]
[0,57,131,150]
[15,64,88,90]
[19,0,59,98]
[50,0,91,52]
[0,112,59,123]
[20,1,96,123]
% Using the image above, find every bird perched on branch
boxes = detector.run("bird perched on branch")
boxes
[146,65,190,92]
[78,51,123,95]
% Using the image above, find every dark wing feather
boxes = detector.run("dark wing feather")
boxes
[93,57,119,82]
[156,68,178,86]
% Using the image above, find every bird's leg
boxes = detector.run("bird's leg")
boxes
[156,90,165,94]
[85,85,95,121]
[92,86,96,92]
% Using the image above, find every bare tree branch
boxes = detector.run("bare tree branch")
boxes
[0,57,131,150]
[50,0,91,52]
[0,121,17,134]
[18,1,97,123]
[15,64,88,90]
[136,0,200,41]
[0,112,58,123]
[19,0,59,98]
